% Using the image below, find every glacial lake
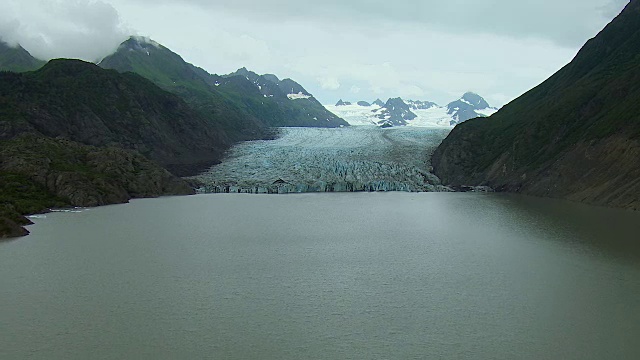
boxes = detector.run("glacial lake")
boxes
[1,192,640,359]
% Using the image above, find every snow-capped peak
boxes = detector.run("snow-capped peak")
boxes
[326,93,500,128]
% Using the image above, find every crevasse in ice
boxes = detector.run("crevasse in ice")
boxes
[193,126,451,194]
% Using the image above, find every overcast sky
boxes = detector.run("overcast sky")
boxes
[0,0,630,107]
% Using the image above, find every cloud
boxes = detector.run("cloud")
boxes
[116,0,628,47]
[318,77,341,91]
[1,0,627,107]
[0,0,129,61]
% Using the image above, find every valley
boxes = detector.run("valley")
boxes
[194,126,451,194]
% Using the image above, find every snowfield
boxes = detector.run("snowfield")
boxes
[194,126,452,193]
[326,99,498,127]
[322,104,380,126]
[325,103,459,128]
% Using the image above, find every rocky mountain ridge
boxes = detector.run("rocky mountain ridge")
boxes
[431,0,640,210]
[0,36,350,237]
[329,93,497,127]
[99,37,347,129]
[222,66,347,127]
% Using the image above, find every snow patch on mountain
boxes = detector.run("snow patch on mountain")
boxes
[326,93,498,128]
[324,104,380,126]
[287,92,312,100]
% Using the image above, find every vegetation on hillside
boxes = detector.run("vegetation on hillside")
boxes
[98,37,347,132]
[432,0,640,209]
[0,134,194,237]
[0,59,231,176]
[0,41,46,73]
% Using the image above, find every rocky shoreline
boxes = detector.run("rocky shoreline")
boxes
[0,135,195,239]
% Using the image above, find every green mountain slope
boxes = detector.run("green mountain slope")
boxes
[98,37,347,131]
[432,0,640,210]
[97,37,267,142]
[0,59,231,176]
[223,67,348,127]
[0,40,46,72]
[0,59,216,237]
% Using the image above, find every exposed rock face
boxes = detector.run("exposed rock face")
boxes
[446,92,494,124]
[100,37,347,129]
[1,135,194,206]
[0,135,194,237]
[0,217,30,239]
[223,67,348,127]
[336,99,352,106]
[432,1,640,210]
[372,99,386,107]
[0,205,32,239]
[374,98,417,127]
[328,95,496,127]
[0,60,206,237]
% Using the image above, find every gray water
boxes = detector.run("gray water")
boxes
[1,192,639,359]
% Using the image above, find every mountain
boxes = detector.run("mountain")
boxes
[446,92,496,124]
[0,40,46,72]
[0,134,193,238]
[372,99,386,107]
[98,37,267,142]
[223,67,347,127]
[326,94,496,127]
[375,98,417,127]
[99,37,347,130]
[0,59,216,236]
[432,0,640,210]
[406,100,438,110]
[0,59,231,176]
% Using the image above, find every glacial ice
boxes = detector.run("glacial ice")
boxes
[193,126,452,194]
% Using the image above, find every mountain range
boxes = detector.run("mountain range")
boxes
[327,92,497,127]
[0,36,347,237]
[98,37,347,131]
[432,0,640,210]
[2,0,638,236]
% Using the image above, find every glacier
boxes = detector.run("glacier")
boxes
[193,126,452,194]
[326,93,499,127]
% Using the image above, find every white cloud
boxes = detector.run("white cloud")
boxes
[115,0,628,47]
[0,0,628,107]
[318,77,341,91]
[0,0,129,62]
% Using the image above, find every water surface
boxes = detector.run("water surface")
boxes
[1,192,639,359]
